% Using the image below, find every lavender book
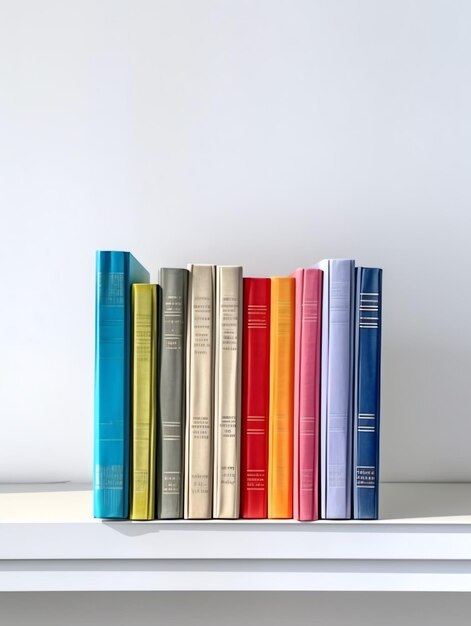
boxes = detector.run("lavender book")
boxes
[313,259,355,519]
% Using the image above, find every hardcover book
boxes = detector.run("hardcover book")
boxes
[292,268,322,521]
[213,266,243,518]
[268,276,295,519]
[185,264,216,519]
[353,267,382,519]
[94,251,150,519]
[314,259,355,519]
[157,268,189,519]
[130,284,158,520]
[241,278,271,519]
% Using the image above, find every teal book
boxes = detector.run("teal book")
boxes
[94,251,150,519]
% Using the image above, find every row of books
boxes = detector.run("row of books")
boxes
[94,252,382,521]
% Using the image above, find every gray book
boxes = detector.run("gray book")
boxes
[157,268,189,519]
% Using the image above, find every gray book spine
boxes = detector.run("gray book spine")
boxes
[157,268,189,519]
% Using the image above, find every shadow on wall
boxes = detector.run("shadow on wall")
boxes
[380,331,470,483]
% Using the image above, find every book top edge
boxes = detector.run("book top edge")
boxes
[356,266,383,272]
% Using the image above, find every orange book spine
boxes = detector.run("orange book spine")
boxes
[268,277,295,518]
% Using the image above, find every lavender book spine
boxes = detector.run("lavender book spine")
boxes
[314,259,354,519]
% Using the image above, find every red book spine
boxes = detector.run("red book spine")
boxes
[241,278,271,518]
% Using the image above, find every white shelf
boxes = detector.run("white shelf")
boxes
[1,482,471,592]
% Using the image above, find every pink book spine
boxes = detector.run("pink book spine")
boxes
[297,268,322,521]
[292,269,304,520]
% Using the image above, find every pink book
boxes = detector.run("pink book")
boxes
[292,268,323,521]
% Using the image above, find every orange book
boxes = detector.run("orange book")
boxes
[268,277,295,518]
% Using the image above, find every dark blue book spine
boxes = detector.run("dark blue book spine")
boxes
[353,267,382,519]
[94,251,149,519]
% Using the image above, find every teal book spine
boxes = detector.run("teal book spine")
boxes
[94,251,150,519]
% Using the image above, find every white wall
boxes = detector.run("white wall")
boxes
[1,0,470,483]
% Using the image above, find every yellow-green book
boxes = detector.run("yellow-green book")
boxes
[130,284,158,520]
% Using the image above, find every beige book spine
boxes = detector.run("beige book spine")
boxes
[184,264,215,519]
[213,266,243,518]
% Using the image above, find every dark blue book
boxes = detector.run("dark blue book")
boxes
[353,267,382,519]
[94,251,150,519]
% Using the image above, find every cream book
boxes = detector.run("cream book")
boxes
[213,266,243,519]
[184,264,216,519]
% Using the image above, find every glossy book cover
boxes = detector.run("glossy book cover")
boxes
[314,259,355,519]
[353,267,382,519]
[268,277,295,519]
[241,278,271,519]
[292,268,322,521]
[94,251,150,519]
[158,268,189,519]
[130,283,158,521]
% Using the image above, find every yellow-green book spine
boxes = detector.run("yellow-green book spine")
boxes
[130,284,158,520]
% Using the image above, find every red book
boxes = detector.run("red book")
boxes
[241,278,271,518]
[292,268,322,521]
